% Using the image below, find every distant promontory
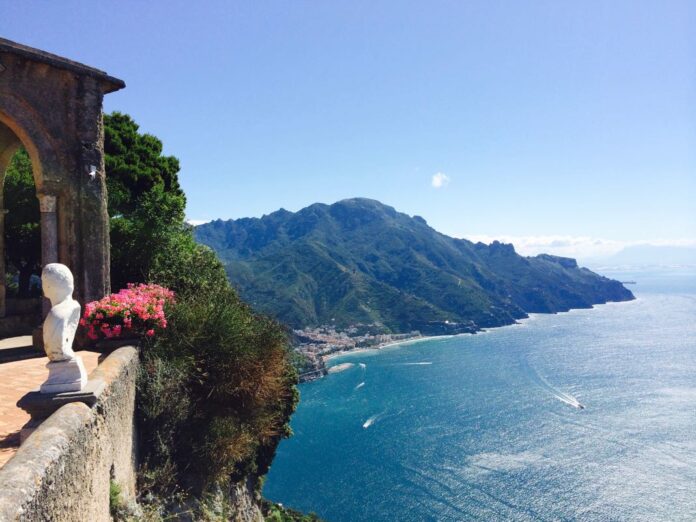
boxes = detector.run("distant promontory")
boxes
[195,198,634,334]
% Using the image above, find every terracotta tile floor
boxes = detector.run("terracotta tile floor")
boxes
[0,351,100,468]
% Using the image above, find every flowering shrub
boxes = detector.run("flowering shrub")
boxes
[81,283,175,341]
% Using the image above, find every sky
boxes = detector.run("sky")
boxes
[4,1,695,260]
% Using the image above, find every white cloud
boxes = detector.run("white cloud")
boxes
[463,235,696,262]
[431,172,450,188]
[186,219,210,226]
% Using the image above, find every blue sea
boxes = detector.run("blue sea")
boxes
[264,268,696,521]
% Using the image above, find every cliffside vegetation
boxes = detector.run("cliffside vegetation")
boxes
[89,113,297,519]
[4,112,305,519]
[195,198,634,334]
[261,501,323,521]
[101,114,300,518]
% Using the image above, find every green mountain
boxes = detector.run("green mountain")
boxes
[194,198,634,334]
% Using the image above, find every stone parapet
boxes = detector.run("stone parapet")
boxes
[0,346,138,521]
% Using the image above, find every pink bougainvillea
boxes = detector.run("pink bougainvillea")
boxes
[81,283,175,341]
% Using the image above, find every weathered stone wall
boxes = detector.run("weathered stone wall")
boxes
[0,38,124,315]
[0,346,138,521]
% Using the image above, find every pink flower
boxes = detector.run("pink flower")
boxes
[80,284,174,342]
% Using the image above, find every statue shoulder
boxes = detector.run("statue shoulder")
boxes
[68,301,80,325]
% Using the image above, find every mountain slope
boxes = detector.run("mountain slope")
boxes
[195,198,634,334]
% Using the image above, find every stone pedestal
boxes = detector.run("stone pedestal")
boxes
[17,378,105,442]
[40,356,87,393]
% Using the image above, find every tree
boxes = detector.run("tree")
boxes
[104,112,184,217]
[103,112,187,290]
[3,148,40,297]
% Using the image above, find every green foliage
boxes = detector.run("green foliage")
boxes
[109,480,123,511]
[100,112,298,511]
[135,212,298,495]
[3,147,41,297]
[261,500,324,522]
[195,198,634,333]
[138,285,298,492]
[104,112,184,217]
[109,479,129,520]
[289,350,316,374]
[110,185,186,290]
[104,112,187,291]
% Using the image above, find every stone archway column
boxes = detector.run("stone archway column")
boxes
[38,193,58,316]
[0,208,6,317]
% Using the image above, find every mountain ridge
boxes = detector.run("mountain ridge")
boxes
[195,198,634,334]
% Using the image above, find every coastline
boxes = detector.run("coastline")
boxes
[320,330,485,364]
[319,298,638,367]
[321,334,431,363]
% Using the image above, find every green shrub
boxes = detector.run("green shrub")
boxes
[261,500,324,522]
[136,223,298,495]
[102,111,300,513]
[109,480,123,513]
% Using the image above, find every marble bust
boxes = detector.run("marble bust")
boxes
[40,263,87,393]
[42,263,81,361]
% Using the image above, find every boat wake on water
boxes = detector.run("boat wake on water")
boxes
[362,409,405,429]
[362,414,380,428]
[354,364,367,391]
[523,358,586,409]
[553,391,585,409]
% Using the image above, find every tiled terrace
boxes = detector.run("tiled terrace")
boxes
[0,346,100,467]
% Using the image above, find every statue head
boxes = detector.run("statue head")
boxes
[42,263,74,305]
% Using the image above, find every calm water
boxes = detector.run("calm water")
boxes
[264,269,696,521]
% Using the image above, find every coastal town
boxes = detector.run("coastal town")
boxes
[292,324,422,381]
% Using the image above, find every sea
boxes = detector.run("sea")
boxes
[263,268,696,521]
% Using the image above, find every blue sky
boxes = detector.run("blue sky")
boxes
[4,1,695,259]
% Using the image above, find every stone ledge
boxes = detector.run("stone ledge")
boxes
[90,346,138,386]
[18,378,105,420]
[0,345,139,521]
[0,402,92,519]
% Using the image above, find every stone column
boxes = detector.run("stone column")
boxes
[38,193,58,316]
[0,208,6,318]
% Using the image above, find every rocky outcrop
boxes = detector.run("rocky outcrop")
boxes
[228,476,264,522]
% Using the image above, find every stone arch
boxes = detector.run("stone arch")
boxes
[0,111,49,323]
[0,38,124,339]
[0,96,56,193]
